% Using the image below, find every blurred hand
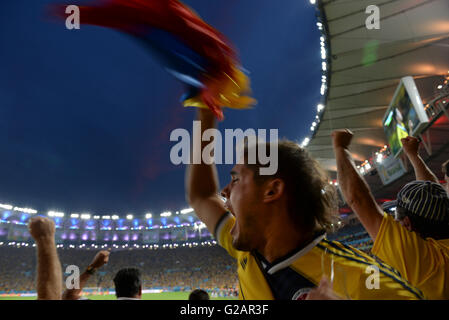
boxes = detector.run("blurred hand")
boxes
[28,216,55,242]
[306,277,342,300]
[89,250,110,269]
[332,129,354,150]
[401,136,419,157]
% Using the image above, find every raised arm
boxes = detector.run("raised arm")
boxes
[401,136,439,183]
[62,250,110,300]
[28,216,62,300]
[332,130,383,240]
[185,108,227,235]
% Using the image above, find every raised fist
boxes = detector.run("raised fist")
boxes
[89,250,110,269]
[28,216,55,242]
[332,129,354,150]
[401,136,419,157]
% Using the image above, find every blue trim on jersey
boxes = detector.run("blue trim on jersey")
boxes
[316,243,424,299]
[322,239,403,279]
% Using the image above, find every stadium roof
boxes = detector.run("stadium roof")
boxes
[308,0,449,174]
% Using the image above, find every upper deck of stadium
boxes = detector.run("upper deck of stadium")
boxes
[306,0,449,200]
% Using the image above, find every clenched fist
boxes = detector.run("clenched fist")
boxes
[28,216,55,242]
[332,129,354,150]
[89,250,110,269]
[401,136,419,157]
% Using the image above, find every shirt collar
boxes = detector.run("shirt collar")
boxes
[254,231,326,275]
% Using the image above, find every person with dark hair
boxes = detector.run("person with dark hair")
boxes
[185,108,424,300]
[113,268,142,300]
[189,289,210,300]
[393,182,449,239]
[333,129,449,299]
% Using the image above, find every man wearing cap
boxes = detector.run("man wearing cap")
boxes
[332,129,449,299]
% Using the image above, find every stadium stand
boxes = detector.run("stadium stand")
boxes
[0,219,374,297]
[0,244,238,297]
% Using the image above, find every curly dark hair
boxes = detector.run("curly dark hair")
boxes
[244,140,339,233]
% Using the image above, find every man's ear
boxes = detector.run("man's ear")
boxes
[263,179,285,203]
[402,216,413,232]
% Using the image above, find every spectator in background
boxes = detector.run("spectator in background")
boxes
[28,216,62,300]
[185,108,424,300]
[113,268,142,300]
[189,288,210,300]
[62,250,110,300]
[333,129,449,299]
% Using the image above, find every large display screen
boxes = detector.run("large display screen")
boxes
[383,76,429,157]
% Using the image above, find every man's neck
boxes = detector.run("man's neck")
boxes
[258,222,317,264]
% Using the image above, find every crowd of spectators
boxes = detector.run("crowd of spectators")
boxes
[328,224,373,252]
[0,222,373,296]
[0,244,238,295]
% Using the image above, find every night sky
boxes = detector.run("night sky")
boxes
[0,0,322,216]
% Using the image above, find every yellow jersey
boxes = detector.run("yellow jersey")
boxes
[215,212,424,300]
[372,213,449,299]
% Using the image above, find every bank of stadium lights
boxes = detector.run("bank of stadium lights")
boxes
[70,213,79,218]
[145,213,152,219]
[13,207,37,214]
[126,214,133,220]
[180,208,194,215]
[376,152,384,164]
[160,211,172,217]
[300,137,310,148]
[102,215,110,219]
[0,204,13,210]
[309,0,316,5]
[80,214,91,220]
[111,215,119,220]
[93,215,100,219]
[48,211,64,218]
[357,145,389,175]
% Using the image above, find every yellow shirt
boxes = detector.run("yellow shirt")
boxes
[216,213,424,300]
[372,213,449,299]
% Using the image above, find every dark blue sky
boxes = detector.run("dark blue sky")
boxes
[0,0,322,216]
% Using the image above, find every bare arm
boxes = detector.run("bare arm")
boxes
[62,250,110,300]
[62,271,92,300]
[332,130,383,241]
[29,217,62,300]
[401,136,439,183]
[185,108,227,235]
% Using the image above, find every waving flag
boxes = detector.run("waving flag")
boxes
[52,0,256,119]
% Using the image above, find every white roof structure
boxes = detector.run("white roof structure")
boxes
[308,0,449,177]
